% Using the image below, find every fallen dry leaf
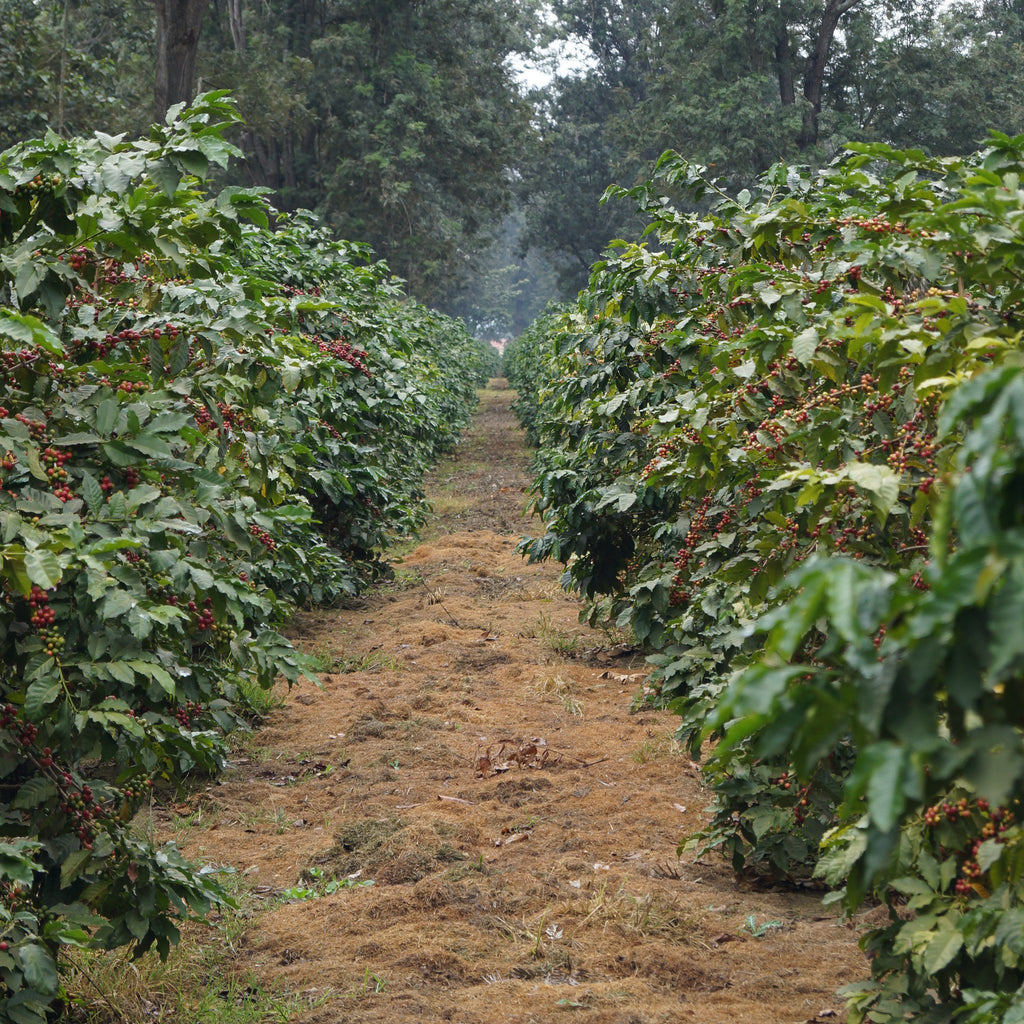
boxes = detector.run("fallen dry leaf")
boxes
[495,830,531,847]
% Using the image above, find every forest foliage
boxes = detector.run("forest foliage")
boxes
[3,1,1024,320]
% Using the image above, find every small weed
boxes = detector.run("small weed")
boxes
[530,914,548,959]
[304,646,403,674]
[350,650,403,673]
[226,731,271,763]
[233,807,291,833]
[235,676,287,719]
[278,867,375,903]
[62,880,330,1022]
[445,853,489,881]
[303,646,343,673]
[740,914,785,938]
[523,611,586,658]
[630,732,678,764]
[168,800,221,840]
[535,674,583,717]
[387,567,426,590]
[507,816,537,834]
[577,882,695,941]
[347,968,386,996]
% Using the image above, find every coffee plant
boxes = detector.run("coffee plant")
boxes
[710,368,1024,1022]
[503,306,571,446]
[0,94,491,1020]
[513,134,1024,1021]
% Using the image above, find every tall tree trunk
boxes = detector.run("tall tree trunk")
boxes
[799,0,865,147]
[154,0,211,122]
[775,26,795,106]
[227,0,245,52]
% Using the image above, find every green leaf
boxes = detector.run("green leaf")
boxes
[26,445,48,482]
[100,590,137,619]
[12,777,57,810]
[149,160,181,199]
[127,434,173,459]
[24,549,62,589]
[0,545,32,596]
[169,334,190,376]
[792,327,819,366]
[860,744,907,832]
[962,726,1022,806]
[60,849,94,888]
[0,842,41,885]
[177,148,209,178]
[19,944,59,995]
[0,309,63,356]
[23,678,61,721]
[921,923,963,975]
[188,565,215,589]
[989,564,1024,676]
[101,442,140,467]
[95,399,119,437]
[80,472,105,515]
[846,461,900,519]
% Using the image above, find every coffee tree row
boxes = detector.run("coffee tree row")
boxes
[0,94,492,1022]
[508,137,1024,1022]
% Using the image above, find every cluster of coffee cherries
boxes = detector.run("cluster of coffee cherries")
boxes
[15,173,63,197]
[188,596,216,632]
[639,431,699,482]
[88,325,142,357]
[1,705,38,749]
[27,586,64,657]
[27,586,55,630]
[922,796,1017,896]
[313,334,370,376]
[66,246,93,275]
[41,446,71,483]
[175,700,204,728]
[669,494,719,606]
[11,412,46,439]
[0,449,16,495]
[0,704,118,850]
[834,215,927,237]
[249,522,276,552]
[194,400,242,434]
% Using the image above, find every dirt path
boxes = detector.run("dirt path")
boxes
[169,382,867,1024]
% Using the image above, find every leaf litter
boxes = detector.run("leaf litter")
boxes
[158,382,868,1024]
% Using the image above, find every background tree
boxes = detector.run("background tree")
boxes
[0,0,151,150]
[518,1,662,294]
[197,0,537,306]
[154,0,211,121]
[517,0,1024,297]
[445,210,561,337]
[5,0,1024,316]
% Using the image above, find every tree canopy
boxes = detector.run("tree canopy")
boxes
[2,0,1024,313]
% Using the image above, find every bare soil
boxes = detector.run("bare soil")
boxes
[164,381,869,1023]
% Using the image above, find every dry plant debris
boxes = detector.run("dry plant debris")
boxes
[152,384,869,1024]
